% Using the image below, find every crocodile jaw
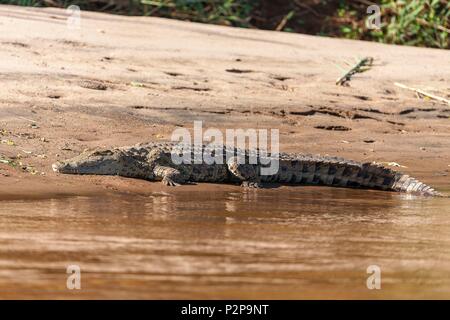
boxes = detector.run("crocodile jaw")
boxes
[52,161,92,174]
[52,157,122,175]
[52,148,124,175]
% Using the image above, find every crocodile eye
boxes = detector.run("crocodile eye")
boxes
[91,150,114,157]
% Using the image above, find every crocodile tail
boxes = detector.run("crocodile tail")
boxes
[389,172,443,196]
[288,157,442,196]
[353,162,442,196]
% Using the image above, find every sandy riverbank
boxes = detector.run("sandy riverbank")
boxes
[0,5,449,199]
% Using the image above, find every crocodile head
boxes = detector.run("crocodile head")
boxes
[52,148,125,175]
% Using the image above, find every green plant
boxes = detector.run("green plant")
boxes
[140,0,256,27]
[374,0,450,48]
[1,0,40,5]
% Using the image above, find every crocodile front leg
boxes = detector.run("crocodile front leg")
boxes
[147,148,190,186]
[153,165,187,186]
[227,156,263,188]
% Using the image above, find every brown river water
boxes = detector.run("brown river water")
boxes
[0,186,449,299]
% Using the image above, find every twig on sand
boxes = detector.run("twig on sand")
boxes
[394,82,450,105]
[378,161,407,168]
[336,57,374,86]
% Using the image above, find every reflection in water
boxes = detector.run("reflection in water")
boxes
[0,187,449,299]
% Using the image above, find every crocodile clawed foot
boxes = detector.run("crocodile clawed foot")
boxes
[162,177,181,187]
[241,181,263,188]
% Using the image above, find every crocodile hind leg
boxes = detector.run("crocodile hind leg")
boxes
[227,156,263,188]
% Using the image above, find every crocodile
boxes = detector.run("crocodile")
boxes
[52,141,443,196]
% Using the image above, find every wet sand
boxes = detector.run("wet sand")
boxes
[0,5,449,299]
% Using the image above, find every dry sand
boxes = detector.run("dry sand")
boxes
[0,5,449,198]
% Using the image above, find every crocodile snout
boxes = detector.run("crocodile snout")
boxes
[52,162,62,172]
[52,161,74,173]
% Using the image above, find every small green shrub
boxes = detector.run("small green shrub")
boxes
[139,0,255,27]
[377,0,449,48]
